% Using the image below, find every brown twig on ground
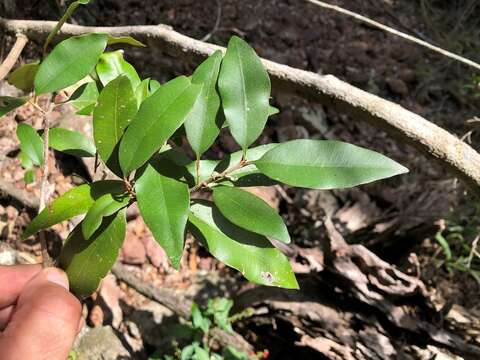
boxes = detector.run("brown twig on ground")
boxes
[1,18,479,194]
[111,263,254,355]
[0,32,28,81]
[305,0,480,72]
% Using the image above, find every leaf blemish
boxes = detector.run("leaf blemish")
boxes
[261,271,274,283]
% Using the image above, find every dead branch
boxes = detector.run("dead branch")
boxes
[0,32,27,81]
[305,0,480,71]
[0,178,39,210]
[111,263,255,355]
[1,18,479,194]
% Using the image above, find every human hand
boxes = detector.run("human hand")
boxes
[0,265,82,360]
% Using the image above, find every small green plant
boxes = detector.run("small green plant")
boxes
[150,298,253,360]
[434,219,480,282]
[1,1,408,297]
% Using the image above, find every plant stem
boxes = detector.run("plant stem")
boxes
[38,97,54,268]
[42,0,82,57]
[195,157,200,186]
[189,158,251,194]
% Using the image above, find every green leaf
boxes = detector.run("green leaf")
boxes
[184,51,223,158]
[213,186,290,243]
[188,201,298,289]
[93,74,138,176]
[223,347,249,360]
[135,78,150,106]
[96,50,141,88]
[68,82,99,115]
[268,105,279,116]
[82,193,129,239]
[59,210,126,298]
[24,170,36,184]
[207,298,233,332]
[191,302,211,333]
[19,151,33,169]
[149,79,161,94]
[35,33,108,94]
[107,36,146,47]
[49,128,96,157]
[16,124,44,166]
[136,163,190,268]
[255,139,409,189]
[218,36,271,151]
[119,76,201,175]
[0,96,27,117]
[22,180,125,239]
[8,63,39,92]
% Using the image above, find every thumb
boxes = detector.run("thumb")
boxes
[0,268,82,360]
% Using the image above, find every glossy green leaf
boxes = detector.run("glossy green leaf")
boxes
[188,201,298,289]
[35,33,108,94]
[59,210,126,298]
[93,75,138,176]
[49,128,96,157]
[255,139,409,189]
[149,79,161,93]
[218,36,271,151]
[24,170,35,184]
[16,124,44,166]
[69,82,99,115]
[82,193,129,239]
[22,180,125,239]
[107,36,146,47]
[19,151,33,169]
[96,50,141,88]
[136,164,190,269]
[135,78,150,106]
[184,51,223,157]
[0,96,27,117]
[8,63,39,92]
[213,186,290,243]
[119,76,201,175]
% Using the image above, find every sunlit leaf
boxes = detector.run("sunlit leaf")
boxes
[16,123,43,166]
[35,33,108,94]
[96,50,141,88]
[188,201,298,289]
[93,75,138,176]
[135,78,150,106]
[218,36,271,152]
[107,35,146,47]
[68,82,99,115]
[49,128,96,157]
[82,193,129,239]
[22,180,125,239]
[136,163,190,268]
[213,186,290,243]
[255,139,409,189]
[119,76,201,175]
[184,51,223,158]
[24,170,36,184]
[59,210,126,298]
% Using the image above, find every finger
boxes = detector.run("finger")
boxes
[0,265,41,308]
[0,268,82,360]
[0,305,14,330]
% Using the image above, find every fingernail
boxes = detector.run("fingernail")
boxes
[43,268,69,290]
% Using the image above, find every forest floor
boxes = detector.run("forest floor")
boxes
[1,0,480,359]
